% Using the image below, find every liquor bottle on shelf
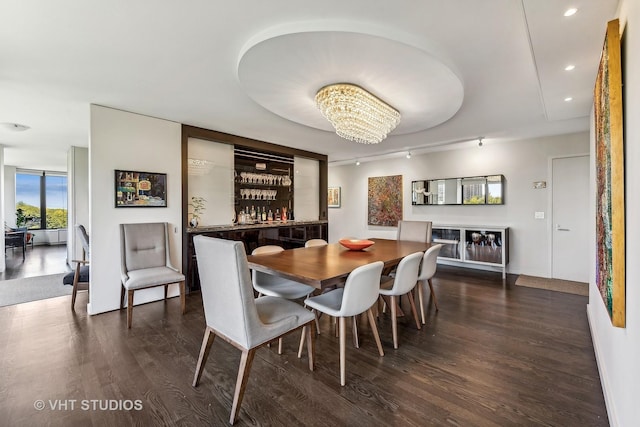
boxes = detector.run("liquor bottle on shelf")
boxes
[267,209,273,221]
[250,205,256,221]
[261,206,267,222]
[275,209,281,221]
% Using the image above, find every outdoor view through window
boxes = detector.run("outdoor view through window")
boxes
[15,171,67,229]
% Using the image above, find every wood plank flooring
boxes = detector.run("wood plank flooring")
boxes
[0,265,608,426]
[1,244,70,280]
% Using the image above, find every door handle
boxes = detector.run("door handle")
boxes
[555,224,570,231]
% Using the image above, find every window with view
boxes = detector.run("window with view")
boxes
[15,170,67,230]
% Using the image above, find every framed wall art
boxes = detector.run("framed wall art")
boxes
[594,19,625,327]
[328,186,341,208]
[368,175,402,226]
[115,170,167,207]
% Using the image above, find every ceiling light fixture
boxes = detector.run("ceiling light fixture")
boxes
[564,8,577,17]
[406,151,412,159]
[478,137,484,147]
[355,160,361,166]
[0,122,30,132]
[315,83,401,144]
[564,97,573,102]
[564,65,575,71]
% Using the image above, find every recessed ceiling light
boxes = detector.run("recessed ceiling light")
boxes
[0,122,30,132]
[564,97,573,102]
[564,65,576,71]
[355,160,361,166]
[564,8,577,17]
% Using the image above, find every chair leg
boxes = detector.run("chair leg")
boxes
[71,265,81,311]
[278,338,283,355]
[339,316,346,386]
[306,323,315,371]
[407,290,421,331]
[390,296,398,349]
[164,284,168,300]
[367,308,384,357]
[193,326,216,387]
[352,316,359,348]
[180,280,186,314]
[230,348,256,425]
[417,281,426,324]
[120,285,125,310]
[298,326,306,359]
[428,279,439,312]
[127,290,134,329]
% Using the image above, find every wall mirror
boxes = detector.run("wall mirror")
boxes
[412,174,504,205]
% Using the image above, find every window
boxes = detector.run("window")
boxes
[15,170,67,230]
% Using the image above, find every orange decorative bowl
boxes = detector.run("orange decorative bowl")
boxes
[339,239,375,251]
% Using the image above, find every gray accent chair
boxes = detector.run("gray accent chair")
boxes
[397,220,433,243]
[417,244,443,322]
[119,222,186,328]
[63,224,90,311]
[192,236,315,424]
[303,261,385,386]
[379,251,424,349]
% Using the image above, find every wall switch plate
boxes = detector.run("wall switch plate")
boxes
[534,211,545,219]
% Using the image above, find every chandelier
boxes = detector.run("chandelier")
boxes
[315,83,401,144]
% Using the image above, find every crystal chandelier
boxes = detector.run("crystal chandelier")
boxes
[315,83,401,144]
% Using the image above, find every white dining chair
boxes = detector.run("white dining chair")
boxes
[397,220,433,243]
[192,236,315,424]
[251,245,319,353]
[301,261,385,386]
[379,251,423,349]
[305,238,328,247]
[417,244,443,323]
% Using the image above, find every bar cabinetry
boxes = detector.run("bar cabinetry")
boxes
[187,221,327,291]
[432,225,509,278]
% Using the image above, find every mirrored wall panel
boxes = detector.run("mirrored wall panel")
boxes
[412,174,504,205]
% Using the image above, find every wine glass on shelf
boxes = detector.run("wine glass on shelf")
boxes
[250,189,258,200]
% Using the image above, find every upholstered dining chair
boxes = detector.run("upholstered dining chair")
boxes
[397,220,433,243]
[252,245,319,353]
[63,224,90,311]
[119,222,186,328]
[379,251,423,349]
[304,238,328,247]
[416,244,443,323]
[302,261,385,386]
[192,236,315,425]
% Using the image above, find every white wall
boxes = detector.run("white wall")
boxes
[89,105,182,315]
[587,3,640,426]
[67,146,89,265]
[3,165,16,228]
[293,156,320,221]
[0,147,5,271]
[328,132,588,277]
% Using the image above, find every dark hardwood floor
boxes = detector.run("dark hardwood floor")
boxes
[1,244,70,280]
[0,265,608,426]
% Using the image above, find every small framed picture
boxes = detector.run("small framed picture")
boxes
[328,186,341,208]
[115,170,167,207]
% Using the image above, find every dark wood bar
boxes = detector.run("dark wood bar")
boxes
[186,220,328,291]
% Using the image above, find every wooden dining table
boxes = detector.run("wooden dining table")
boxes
[246,238,432,290]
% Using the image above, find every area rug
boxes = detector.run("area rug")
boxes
[0,273,70,307]
[515,275,589,296]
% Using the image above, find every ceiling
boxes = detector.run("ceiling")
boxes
[0,0,619,171]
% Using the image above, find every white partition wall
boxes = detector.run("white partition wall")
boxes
[89,105,182,315]
[293,156,319,221]
[66,146,89,266]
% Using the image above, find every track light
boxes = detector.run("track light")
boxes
[355,160,361,166]
[406,151,412,159]
[478,137,484,147]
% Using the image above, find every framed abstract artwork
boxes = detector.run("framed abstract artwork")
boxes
[594,19,625,327]
[115,170,168,207]
[328,186,341,208]
[368,175,402,226]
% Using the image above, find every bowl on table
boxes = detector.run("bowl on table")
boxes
[339,238,375,251]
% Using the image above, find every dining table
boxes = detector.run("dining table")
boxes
[246,238,432,290]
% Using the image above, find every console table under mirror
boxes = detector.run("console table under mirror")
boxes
[412,174,505,205]
[181,125,328,291]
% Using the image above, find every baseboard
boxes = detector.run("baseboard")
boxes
[587,303,618,427]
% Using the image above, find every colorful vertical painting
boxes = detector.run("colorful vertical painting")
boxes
[595,19,625,328]
[368,175,402,226]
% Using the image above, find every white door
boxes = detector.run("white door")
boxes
[551,155,589,282]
